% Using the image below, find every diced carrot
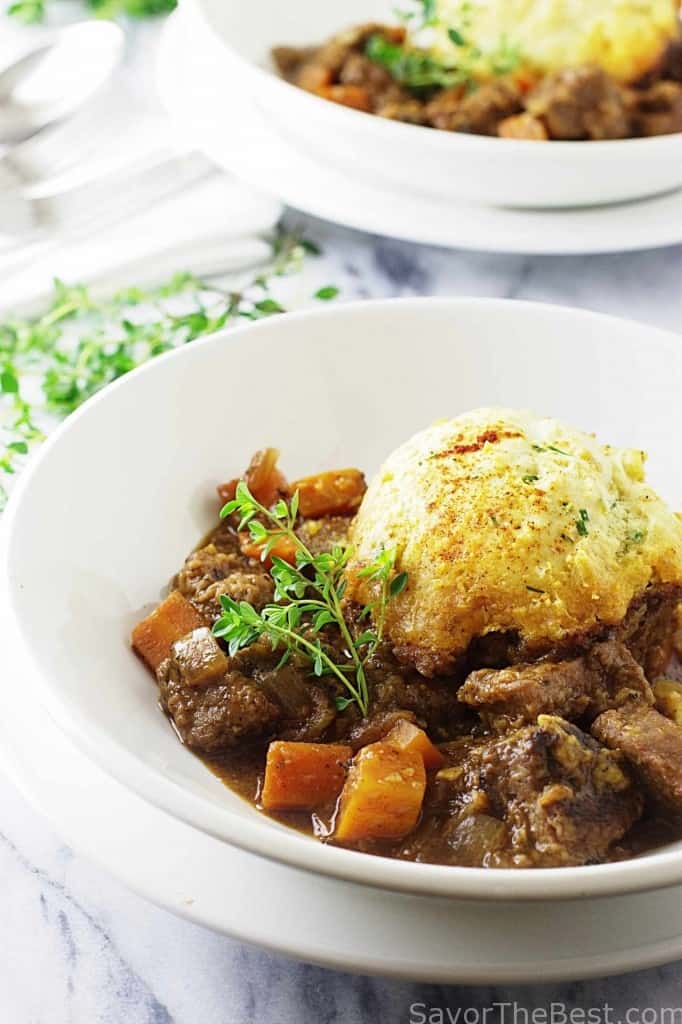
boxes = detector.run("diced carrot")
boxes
[131,591,203,673]
[239,532,298,567]
[385,720,445,771]
[315,84,372,113]
[261,741,353,811]
[291,469,366,519]
[334,741,426,844]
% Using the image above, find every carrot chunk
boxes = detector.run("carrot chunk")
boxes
[334,741,426,844]
[315,85,372,113]
[291,469,366,518]
[261,741,352,811]
[239,532,298,567]
[385,719,445,771]
[131,591,203,673]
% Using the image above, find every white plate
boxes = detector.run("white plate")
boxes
[159,3,682,254]
[4,599,682,984]
[5,297,682,903]
[193,0,682,208]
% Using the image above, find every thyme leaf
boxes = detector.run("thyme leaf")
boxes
[0,230,323,511]
[213,485,407,715]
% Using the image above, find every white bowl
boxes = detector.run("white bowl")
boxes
[4,297,682,902]
[193,0,682,209]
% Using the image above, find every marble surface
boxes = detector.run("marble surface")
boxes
[4,213,682,1021]
[4,11,682,1016]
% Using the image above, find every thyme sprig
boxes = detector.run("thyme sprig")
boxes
[212,483,407,715]
[7,0,176,23]
[0,231,324,511]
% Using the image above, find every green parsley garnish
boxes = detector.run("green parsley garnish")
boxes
[213,483,407,716]
[576,508,590,537]
[522,474,539,484]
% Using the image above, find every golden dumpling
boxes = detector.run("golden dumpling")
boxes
[346,409,682,676]
[431,0,680,83]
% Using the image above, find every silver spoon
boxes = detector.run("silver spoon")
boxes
[0,21,125,146]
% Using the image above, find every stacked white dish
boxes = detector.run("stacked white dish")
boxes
[4,298,682,978]
[156,0,682,253]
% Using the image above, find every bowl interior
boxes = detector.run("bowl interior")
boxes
[6,298,682,900]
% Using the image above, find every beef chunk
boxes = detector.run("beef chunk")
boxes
[158,632,340,753]
[459,640,652,730]
[628,81,682,137]
[175,542,274,624]
[158,655,281,754]
[296,515,351,556]
[460,658,593,727]
[617,587,682,679]
[338,53,399,99]
[376,97,427,124]
[271,45,316,81]
[527,66,630,140]
[433,716,642,866]
[426,80,521,134]
[593,705,682,815]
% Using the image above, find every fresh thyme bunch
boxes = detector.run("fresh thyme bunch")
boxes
[212,483,408,715]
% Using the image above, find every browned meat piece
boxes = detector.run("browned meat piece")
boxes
[158,633,339,752]
[527,66,630,140]
[586,640,654,713]
[629,81,682,136]
[617,586,682,678]
[426,80,522,134]
[660,39,682,83]
[429,716,642,867]
[271,45,316,82]
[175,541,274,624]
[338,52,399,98]
[459,640,652,729]
[295,23,405,83]
[498,112,548,140]
[296,515,351,556]
[593,705,682,814]
[376,97,427,124]
[158,652,281,754]
[460,659,593,726]
[367,663,471,742]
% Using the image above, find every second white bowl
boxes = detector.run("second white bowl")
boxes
[193,0,682,209]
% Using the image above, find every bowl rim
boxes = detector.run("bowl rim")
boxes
[5,295,682,903]
[193,0,682,159]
